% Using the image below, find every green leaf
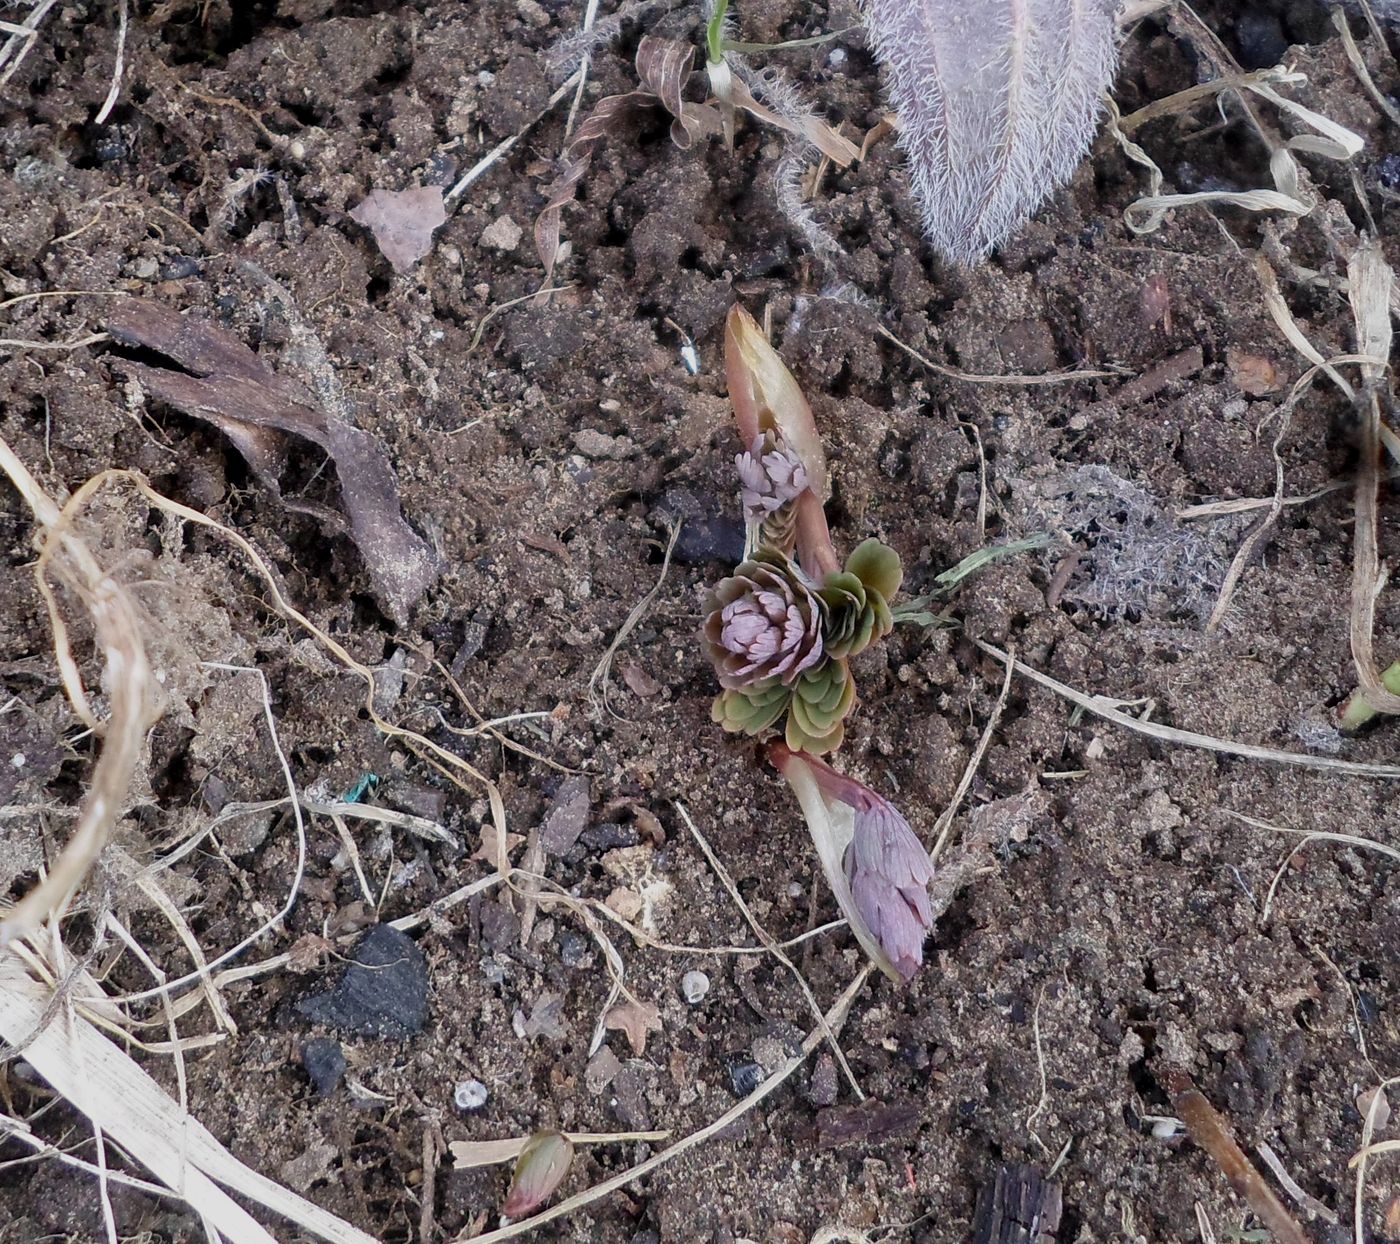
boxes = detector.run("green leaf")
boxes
[845,538,902,601]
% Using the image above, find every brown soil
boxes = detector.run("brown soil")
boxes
[2,2,1399,1242]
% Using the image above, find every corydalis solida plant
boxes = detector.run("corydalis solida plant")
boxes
[701,306,933,979]
[862,0,1122,265]
[705,306,901,754]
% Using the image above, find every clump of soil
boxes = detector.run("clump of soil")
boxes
[2,3,1399,1242]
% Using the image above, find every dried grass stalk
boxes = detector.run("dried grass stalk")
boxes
[0,437,155,943]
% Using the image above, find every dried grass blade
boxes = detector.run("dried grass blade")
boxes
[0,959,378,1244]
[0,441,155,943]
[1345,243,1400,715]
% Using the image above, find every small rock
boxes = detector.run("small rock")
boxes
[479,899,521,951]
[604,887,644,921]
[807,1053,838,1107]
[541,775,590,856]
[611,1062,653,1129]
[515,0,549,26]
[573,428,637,460]
[580,822,638,851]
[280,1142,338,1193]
[382,779,447,822]
[479,215,523,251]
[520,991,568,1040]
[729,1060,764,1097]
[586,1045,622,1095]
[454,1078,489,1111]
[680,970,710,1005]
[654,488,745,566]
[295,924,428,1040]
[558,931,591,967]
[301,1037,347,1096]
[222,808,275,856]
[1235,11,1287,69]
[750,1035,786,1074]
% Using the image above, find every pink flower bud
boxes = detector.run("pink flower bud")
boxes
[770,743,933,980]
[736,433,811,526]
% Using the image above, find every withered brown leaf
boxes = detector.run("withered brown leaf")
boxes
[107,299,440,623]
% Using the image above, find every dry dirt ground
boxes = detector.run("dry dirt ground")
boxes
[2,1,1400,1242]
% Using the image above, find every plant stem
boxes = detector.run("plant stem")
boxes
[705,0,729,65]
[1338,660,1400,730]
[794,491,839,581]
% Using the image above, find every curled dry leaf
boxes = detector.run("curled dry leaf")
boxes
[861,0,1121,265]
[536,35,719,286]
[349,186,447,273]
[107,299,440,624]
[604,997,663,1054]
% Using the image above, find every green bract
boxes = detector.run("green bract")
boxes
[711,680,791,736]
[786,659,856,754]
[819,539,901,660]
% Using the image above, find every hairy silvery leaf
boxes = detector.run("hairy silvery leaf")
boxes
[862,0,1122,265]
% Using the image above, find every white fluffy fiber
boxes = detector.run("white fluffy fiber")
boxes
[862,0,1122,265]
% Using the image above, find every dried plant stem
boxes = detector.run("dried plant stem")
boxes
[975,639,1400,778]
[1162,1067,1308,1244]
[0,438,155,943]
[445,70,583,213]
[929,650,1015,866]
[676,803,863,1099]
[1332,8,1400,128]
[876,325,1121,387]
[94,0,129,126]
[588,521,680,717]
[1351,1075,1400,1244]
[1343,244,1400,717]
[455,966,873,1243]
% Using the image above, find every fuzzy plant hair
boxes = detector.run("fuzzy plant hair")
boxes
[861,0,1123,265]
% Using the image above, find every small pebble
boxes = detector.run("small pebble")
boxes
[559,931,591,967]
[1234,11,1287,69]
[301,1037,346,1096]
[454,1078,489,1111]
[581,822,639,851]
[479,215,523,251]
[681,970,710,1005]
[294,924,428,1041]
[1151,1118,1182,1140]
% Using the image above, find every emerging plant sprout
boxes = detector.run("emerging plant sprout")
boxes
[771,744,933,981]
[702,306,933,980]
[860,0,1123,265]
[503,1129,574,1218]
[705,307,901,756]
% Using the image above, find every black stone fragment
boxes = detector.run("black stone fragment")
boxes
[296,924,428,1040]
[728,1060,763,1097]
[301,1037,347,1096]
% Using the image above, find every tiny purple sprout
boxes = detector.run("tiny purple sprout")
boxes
[736,433,810,526]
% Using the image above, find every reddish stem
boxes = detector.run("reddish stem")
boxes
[794,490,840,581]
